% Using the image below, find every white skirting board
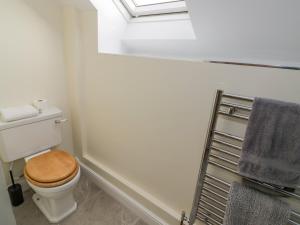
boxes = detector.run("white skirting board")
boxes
[78,160,171,225]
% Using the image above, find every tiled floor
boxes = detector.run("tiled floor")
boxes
[13,172,148,225]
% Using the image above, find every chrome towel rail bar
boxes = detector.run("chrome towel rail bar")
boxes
[186,90,300,225]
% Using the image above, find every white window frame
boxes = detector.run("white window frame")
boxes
[120,0,188,17]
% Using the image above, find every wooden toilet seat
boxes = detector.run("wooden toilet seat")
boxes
[24,150,79,188]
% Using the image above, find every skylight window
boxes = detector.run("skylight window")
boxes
[120,0,188,17]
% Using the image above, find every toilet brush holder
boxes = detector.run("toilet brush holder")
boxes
[7,170,24,207]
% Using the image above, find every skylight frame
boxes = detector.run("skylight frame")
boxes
[120,0,188,17]
[132,0,184,7]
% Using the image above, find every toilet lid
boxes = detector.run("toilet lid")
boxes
[24,164,79,188]
[25,150,77,183]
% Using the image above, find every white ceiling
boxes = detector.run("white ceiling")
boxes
[59,0,300,66]
[185,0,300,65]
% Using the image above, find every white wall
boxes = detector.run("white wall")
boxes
[89,0,128,54]
[123,18,195,40]
[0,0,74,184]
[65,9,300,225]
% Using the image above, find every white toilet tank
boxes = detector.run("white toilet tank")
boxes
[0,107,63,162]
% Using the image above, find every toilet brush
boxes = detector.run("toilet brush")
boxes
[7,163,24,207]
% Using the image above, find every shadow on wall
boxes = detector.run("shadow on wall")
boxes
[23,0,63,33]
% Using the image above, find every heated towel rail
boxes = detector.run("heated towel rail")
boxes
[182,90,300,225]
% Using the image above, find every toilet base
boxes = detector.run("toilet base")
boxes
[32,193,77,223]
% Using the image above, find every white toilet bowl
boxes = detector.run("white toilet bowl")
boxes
[26,167,80,223]
[24,150,81,223]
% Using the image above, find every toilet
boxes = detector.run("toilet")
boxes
[0,107,80,223]
[24,150,80,223]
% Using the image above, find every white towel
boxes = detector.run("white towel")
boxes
[0,105,39,122]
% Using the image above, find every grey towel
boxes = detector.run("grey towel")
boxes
[239,98,300,188]
[223,182,290,225]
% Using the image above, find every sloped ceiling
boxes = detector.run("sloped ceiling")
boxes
[186,0,300,65]
[60,0,300,66]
